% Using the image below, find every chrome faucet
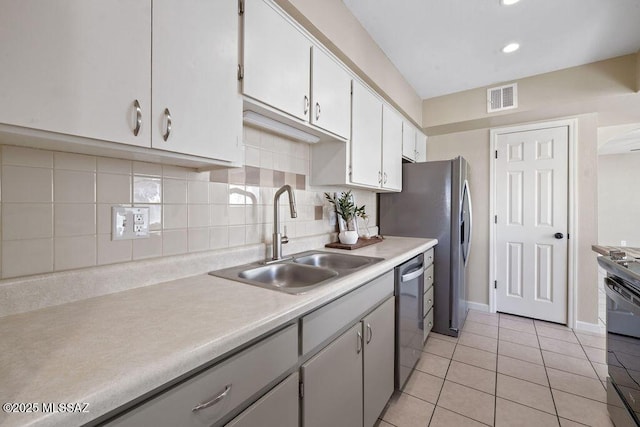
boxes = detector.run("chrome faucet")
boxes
[272,184,297,261]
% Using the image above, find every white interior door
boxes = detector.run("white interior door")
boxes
[495,126,569,323]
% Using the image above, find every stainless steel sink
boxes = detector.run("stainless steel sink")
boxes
[209,251,383,294]
[293,251,379,270]
[238,263,338,289]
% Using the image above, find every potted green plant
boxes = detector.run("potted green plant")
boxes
[324,190,367,244]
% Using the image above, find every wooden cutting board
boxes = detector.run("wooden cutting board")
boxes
[325,236,383,250]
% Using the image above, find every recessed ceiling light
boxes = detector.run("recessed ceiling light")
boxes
[501,0,521,5]
[502,43,520,53]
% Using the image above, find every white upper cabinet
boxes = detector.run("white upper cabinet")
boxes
[310,47,352,139]
[0,0,242,167]
[0,0,151,148]
[381,105,403,191]
[243,0,312,122]
[151,0,242,162]
[402,121,417,161]
[416,131,428,162]
[350,80,383,188]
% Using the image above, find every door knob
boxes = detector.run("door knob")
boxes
[554,232,564,239]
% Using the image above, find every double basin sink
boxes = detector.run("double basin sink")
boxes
[209,251,383,294]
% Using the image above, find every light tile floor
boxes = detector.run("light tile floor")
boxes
[377,310,612,427]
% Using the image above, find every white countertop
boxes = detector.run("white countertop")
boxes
[0,236,436,427]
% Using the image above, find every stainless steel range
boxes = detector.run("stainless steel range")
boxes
[598,254,640,426]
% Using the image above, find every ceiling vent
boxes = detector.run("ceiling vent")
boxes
[487,83,518,113]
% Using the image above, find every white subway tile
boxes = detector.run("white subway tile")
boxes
[187,180,209,204]
[133,176,161,204]
[133,231,162,260]
[209,226,229,249]
[245,146,260,167]
[54,170,96,203]
[163,204,188,229]
[2,203,53,240]
[97,157,131,174]
[133,161,162,177]
[54,152,96,172]
[97,173,131,204]
[209,182,229,205]
[2,146,53,168]
[188,204,210,228]
[228,226,246,247]
[54,204,96,237]
[210,205,230,226]
[162,165,190,180]
[162,229,188,256]
[54,235,96,270]
[228,206,246,225]
[188,228,210,253]
[163,178,187,204]
[97,233,132,265]
[2,166,53,203]
[2,238,53,278]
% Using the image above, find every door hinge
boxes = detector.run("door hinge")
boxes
[299,382,304,399]
[494,280,497,289]
[494,215,497,224]
[495,150,498,159]
[238,0,244,15]
[348,165,352,178]
[237,64,244,80]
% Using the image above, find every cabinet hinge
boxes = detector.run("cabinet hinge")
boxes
[567,233,570,240]
[299,382,304,399]
[238,0,244,15]
[494,280,497,289]
[495,150,498,159]
[494,215,497,224]
[237,64,244,81]
[348,165,352,178]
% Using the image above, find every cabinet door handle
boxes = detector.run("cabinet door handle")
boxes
[304,95,309,116]
[378,171,382,184]
[133,99,142,136]
[192,384,232,412]
[163,108,172,142]
[366,323,372,344]
[356,330,363,354]
[315,102,321,121]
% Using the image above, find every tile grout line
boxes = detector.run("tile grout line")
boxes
[533,319,562,425]
[425,335,456,427]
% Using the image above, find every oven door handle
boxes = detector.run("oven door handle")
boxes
[605,277,640,316]
[401,265,425,283]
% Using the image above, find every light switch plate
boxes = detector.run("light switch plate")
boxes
[112,206,150,240]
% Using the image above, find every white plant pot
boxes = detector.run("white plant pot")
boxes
[339,230,359,245]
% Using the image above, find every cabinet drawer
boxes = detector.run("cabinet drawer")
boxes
[424,248,434,266]
[423,285,434,315]
[424,264,434,289]
[301,270,393,355]
[107,324,298,427]
[225,372,298,427]
[423,307,434,343]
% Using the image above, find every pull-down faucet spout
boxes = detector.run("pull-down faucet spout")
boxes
[272,185,297,261]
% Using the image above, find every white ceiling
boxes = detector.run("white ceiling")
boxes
[342,0,640,99]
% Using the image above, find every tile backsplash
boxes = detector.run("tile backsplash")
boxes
[0,126,377,279]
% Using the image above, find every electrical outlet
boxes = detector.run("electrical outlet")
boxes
[112,206,150,240]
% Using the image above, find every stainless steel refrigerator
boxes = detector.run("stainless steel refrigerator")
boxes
[379,156,472,337]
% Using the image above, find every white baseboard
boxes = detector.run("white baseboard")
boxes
[575,320,606,335]
[466,301,490,313]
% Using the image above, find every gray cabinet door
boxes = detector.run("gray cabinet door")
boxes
[301,323,363,427]
[226,372,299,427]
[362,297,395,427]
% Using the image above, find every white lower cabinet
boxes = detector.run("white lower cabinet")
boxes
[300,272,395,427]
[106,324,298,427]
[226,372,299,427]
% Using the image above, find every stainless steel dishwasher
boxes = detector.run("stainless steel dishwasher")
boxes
[395,253,425,390]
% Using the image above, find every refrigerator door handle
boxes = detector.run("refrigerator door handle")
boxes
[462,179,473,266]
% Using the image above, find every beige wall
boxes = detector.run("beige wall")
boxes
[423,54,639,132]
[598,152,640,247]
[426,129,490,306]
[427,115,600,324]
[274,0,423,125]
